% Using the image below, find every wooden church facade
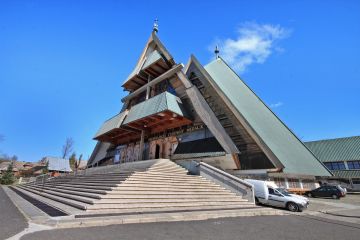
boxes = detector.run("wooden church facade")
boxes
[88,27,332,181]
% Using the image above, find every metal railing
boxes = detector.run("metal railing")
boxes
[195,161,255,203]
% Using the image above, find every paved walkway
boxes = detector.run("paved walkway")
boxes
[20,215,360,240]
[0,186,28,240]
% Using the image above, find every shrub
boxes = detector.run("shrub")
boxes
[0,162,15,185]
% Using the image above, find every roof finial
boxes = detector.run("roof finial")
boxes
[214,45,220,59]
[153,18,159,33]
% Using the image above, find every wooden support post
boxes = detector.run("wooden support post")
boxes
[146,75,151,100]
[139,130,145,161]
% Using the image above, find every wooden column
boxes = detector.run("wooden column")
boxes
[146,75,151,100]
[138,130,145,161]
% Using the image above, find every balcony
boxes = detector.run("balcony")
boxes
[94,92,192,145]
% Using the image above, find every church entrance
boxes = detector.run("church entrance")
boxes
[155,144,160,159]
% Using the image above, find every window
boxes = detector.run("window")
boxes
[302,180,315,190]
[288,178,300,188]
[347,161,360,170]
[352,179,360,185]
[268,188,275,195]
[273,177,286,188]
[324,162,346,170]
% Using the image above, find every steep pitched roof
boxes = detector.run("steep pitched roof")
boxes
[305,136,360,162]
[44,156,72,172]
[94,111,128,139]
[123,92,188,124]
[202,58,331,176]
[122,32,175,90]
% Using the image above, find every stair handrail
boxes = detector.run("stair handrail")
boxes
[196,161,255,203]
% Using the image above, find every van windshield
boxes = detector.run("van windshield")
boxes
[276,188,291,196]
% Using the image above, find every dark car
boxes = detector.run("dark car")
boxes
[305,185,345,199]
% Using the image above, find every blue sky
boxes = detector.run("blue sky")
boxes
[0,0,359,162]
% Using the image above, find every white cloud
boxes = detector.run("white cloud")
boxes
[270,102,284,108]
[212,22,290,73]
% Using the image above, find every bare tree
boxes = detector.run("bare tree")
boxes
[74,154,83,174]
[62,137,74,159]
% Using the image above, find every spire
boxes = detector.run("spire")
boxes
[153,18,159,33]
[214,45,220,59]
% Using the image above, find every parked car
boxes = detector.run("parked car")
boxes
[277,187,310,204]
[245,179,309,212]
[304,185,345,199]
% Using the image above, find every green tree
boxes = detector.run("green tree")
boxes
[0,162,15,185]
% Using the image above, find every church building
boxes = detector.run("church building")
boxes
[88,23,332,189]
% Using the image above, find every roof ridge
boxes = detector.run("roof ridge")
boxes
[305,135,360,143]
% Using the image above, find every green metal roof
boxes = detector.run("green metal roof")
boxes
[305,136,360,162]
[203,58,331,176]
[142,50,163,70]
[94,111,127,138]
[331,170,360,179]
[123,92,187,124]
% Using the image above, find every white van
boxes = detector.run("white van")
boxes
[245,179,309,212]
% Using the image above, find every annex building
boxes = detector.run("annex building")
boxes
[88,26,332,190]
[305,136,360,191]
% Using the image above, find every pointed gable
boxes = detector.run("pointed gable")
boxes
[122,32,176,91]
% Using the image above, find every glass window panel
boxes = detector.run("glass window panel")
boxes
[324,163,333,170]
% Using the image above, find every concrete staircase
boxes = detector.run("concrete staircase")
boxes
[14,159,260,217]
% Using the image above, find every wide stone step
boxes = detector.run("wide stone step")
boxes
[99,194,241,199]
[53,182,120,187]
[146,166,186,171]
[132,172,189,177]
[52,175,131,181]
[31,185,103,199]
[40,184,109,194]
[52,178,126,183]
[16,186,89,210]
[93,198,248,204]
[102,190,233,194]
[77,171,137,177]
[146,169,187,173]
[86,201,250,210]
[115,182,217,188]
[22,185,96,204]
[13,186,85,214]
[130,173,199,179]
[146,166,186,170]
[115,186,226,192]
[40,183,114,191]
[113,185,226,191]
[84,204,258,214]
[124,178,210,183]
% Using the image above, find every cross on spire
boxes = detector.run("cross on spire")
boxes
[214,45,220,59]
[153,19,159,33]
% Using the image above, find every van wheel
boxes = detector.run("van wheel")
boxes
[287,202,299,212]
[255,197,260,205]
[332,194,339,199]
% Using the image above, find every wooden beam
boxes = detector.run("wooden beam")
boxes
[177,70,240,155]
[145,67,161,76]
[155,62,168,72]
[122,64,183,103]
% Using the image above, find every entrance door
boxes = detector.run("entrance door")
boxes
[155,144,160,159]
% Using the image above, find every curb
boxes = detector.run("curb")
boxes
[320,210,360,219]
[45,209,286,229]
